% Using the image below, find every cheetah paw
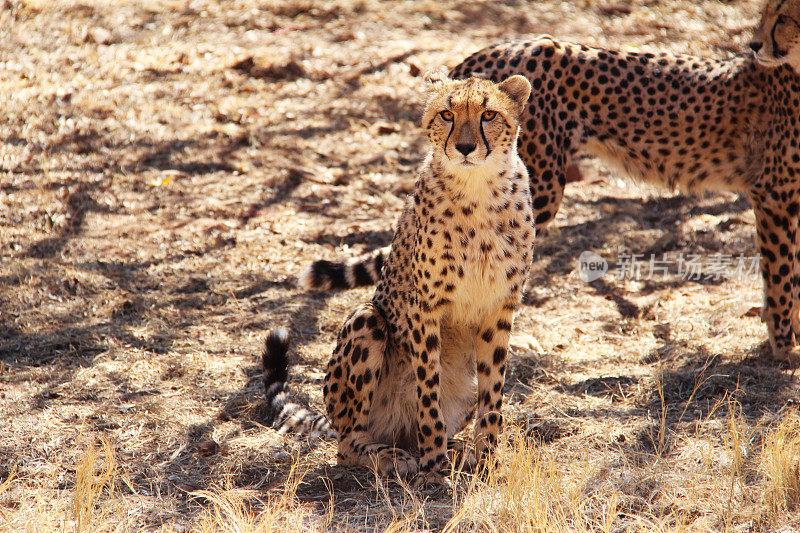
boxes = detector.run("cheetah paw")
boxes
[447,442,477,473]
[773,345,800,365]
[375,448,419,477]
[413,470,452,489]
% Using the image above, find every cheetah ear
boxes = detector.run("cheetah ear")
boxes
[498,75,532,108]
[423,66,450,87]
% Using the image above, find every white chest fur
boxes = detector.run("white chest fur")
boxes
[449,218,516,324]
[414,156,534,328]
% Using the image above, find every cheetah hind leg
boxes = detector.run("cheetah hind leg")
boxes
[324,303,419,477]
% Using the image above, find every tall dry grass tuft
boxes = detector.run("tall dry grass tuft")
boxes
[73,437,118,533]
[721,397,748,528]
[446,427,615,533]
[0,469,17,526]
[760,412,800,516]
[654,371,668,459]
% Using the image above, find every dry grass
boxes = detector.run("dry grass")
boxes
[16,411,800,531]
[761,414,800,516]
[2,0,800,530]
[73,437,119,532]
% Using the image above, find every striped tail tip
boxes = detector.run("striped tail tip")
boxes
[298,260,342,291]
[263,328,290,389]
[298,248,387,291]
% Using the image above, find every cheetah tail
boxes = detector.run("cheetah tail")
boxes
[298,246,389,291]
[262,328,335,440]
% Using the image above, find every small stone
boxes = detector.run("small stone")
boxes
[85,27,115,45]
[197,441,220,457]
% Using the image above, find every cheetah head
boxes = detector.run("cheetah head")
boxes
[750,0,800,72]
[421,72,531,170]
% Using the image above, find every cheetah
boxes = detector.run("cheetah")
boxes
[265,73,535,479]
[305,0,800,362]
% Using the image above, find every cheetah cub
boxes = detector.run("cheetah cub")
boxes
[264,73,534,479]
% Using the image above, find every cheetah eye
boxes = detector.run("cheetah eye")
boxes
[482,110,497,121]
[440,110,454,121]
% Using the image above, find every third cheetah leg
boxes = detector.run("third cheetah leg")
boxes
[792,205,800,347]
[474,304,515,461]
[410,305,450,478]
[752,196,800,361]
[519,129,570,233]
[324,303,418,476]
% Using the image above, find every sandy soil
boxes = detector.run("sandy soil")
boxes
[1,0,799,530]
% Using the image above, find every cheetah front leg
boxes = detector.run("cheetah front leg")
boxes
[474,304,514,462]
[753,197,800,362]
[324,303,418,476]
[410,305,450,480]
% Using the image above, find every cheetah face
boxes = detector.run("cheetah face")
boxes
[421,74,531,169]
[750,0,800,72]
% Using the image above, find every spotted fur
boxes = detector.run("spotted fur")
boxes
[310,0,800,362]
[274,74,535,478]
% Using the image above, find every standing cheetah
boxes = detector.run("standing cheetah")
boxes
[305,0,800,362]
[265,74,535,478]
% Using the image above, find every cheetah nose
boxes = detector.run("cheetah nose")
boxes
[749,41,763,53]
[455,143,476,156]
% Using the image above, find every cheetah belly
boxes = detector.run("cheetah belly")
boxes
[367,329,477,451]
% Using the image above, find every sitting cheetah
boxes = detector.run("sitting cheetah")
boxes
[265,73,535,479]
[305,0,800,362]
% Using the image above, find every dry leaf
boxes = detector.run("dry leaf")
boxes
[742,305,762,318]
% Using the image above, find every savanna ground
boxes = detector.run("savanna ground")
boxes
[2,0,800,530]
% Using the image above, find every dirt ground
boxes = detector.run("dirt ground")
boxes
[2,0,800,531]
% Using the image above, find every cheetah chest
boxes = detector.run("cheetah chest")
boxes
[449,241,517,325]
[438,203,532,326]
